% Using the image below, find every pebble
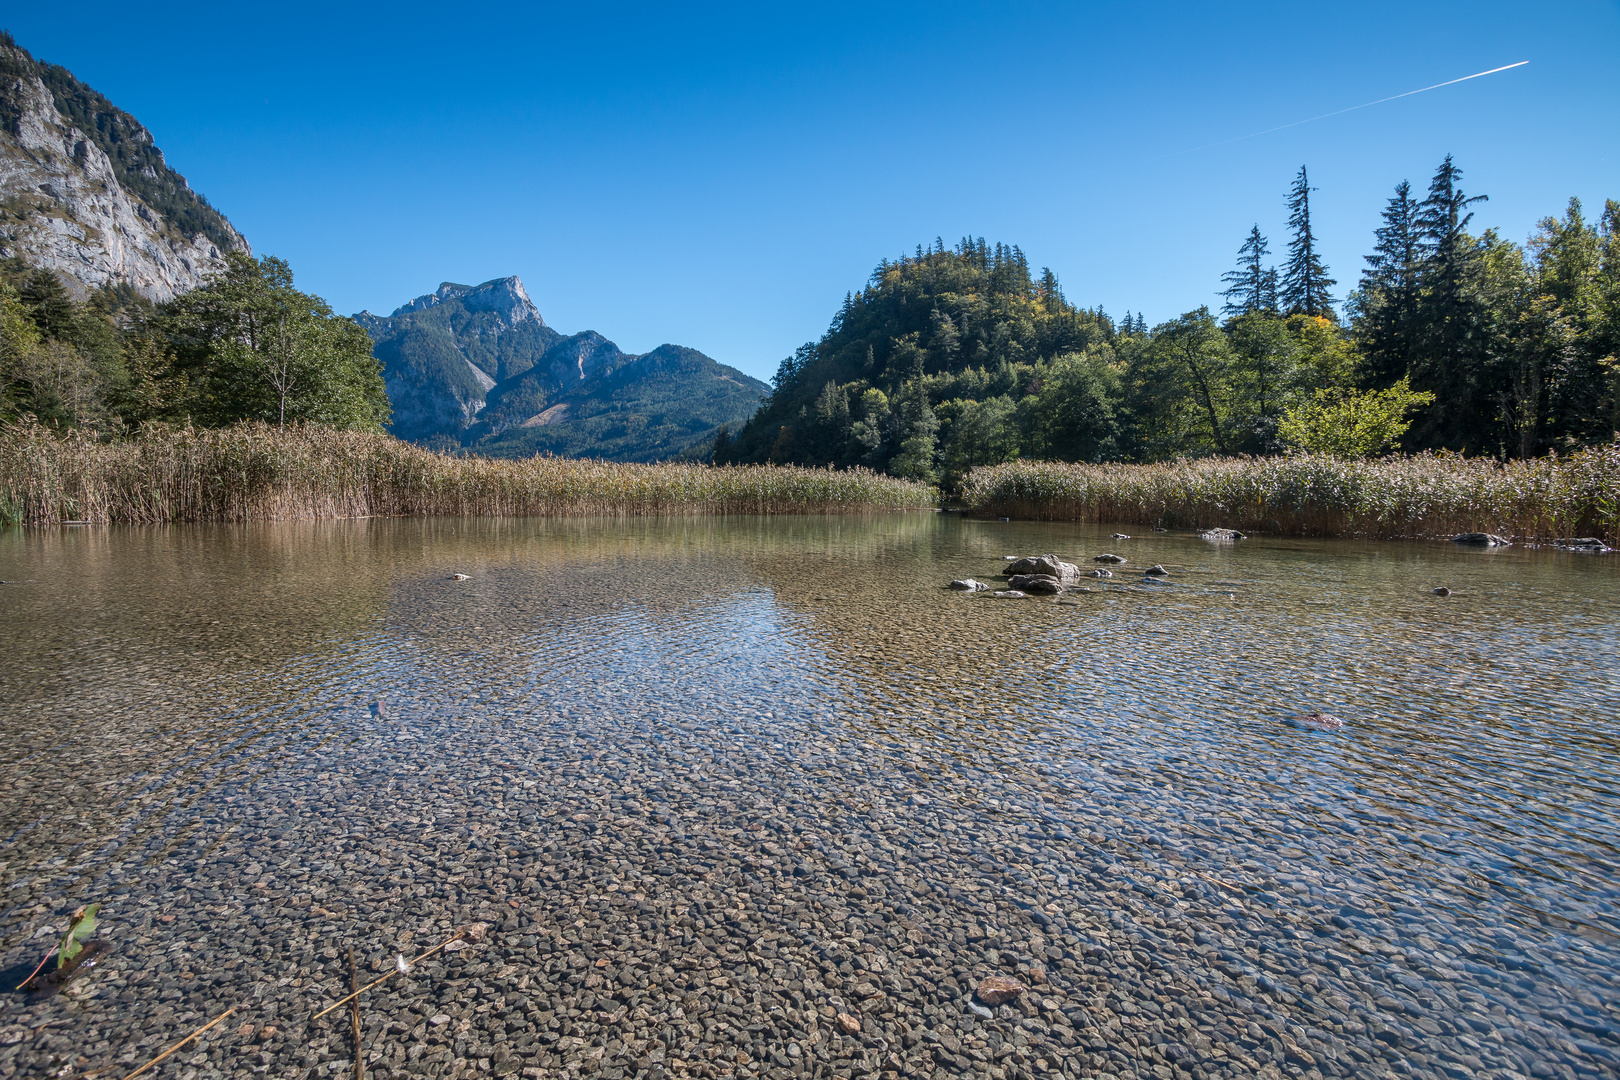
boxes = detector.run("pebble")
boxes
[974,975,1025,1005]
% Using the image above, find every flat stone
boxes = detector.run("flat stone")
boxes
[976,976,1026,1005]
[948,579,990,591]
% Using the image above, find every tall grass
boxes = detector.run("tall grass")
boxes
[0,421,935,523]
[960,446,1620,543]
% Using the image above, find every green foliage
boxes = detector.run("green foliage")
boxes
[1277,378,1434,458]
[57,904,99,968]
[730,239,1116,474]
[154,253,390,430]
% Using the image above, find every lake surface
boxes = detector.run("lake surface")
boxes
[1,515,1617,1080]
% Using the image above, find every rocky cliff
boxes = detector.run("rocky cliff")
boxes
[0,32,248,299]
[356,277,769,460]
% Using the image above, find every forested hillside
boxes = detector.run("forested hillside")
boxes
[726,160,1619,485]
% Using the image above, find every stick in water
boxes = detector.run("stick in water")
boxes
[349,947,364,1080]
[312,927,475,1021]
[121,1007,239,1080]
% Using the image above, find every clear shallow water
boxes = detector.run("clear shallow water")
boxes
[0,515,1617,1079]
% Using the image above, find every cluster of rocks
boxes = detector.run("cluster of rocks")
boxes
[950,553,1171,599]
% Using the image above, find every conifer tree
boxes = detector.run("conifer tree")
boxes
[1407,155,1492,450]
[1281,166,1337,317]
[1355,180,1424,387]
[1220,226,1273,317]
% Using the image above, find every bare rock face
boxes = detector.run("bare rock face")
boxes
[0,36,249,299]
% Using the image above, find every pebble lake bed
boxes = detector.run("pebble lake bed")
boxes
[1,515,1617,1080]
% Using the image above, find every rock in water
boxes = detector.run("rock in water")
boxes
[1085,569,1112,578]
[1110,533,1131,539]
[1433,587,1451,596]
[990,590,1028,599]
[1005,555,1080,580]
[1290,710,1344,731]
[1144,564,1169,576]
[450,573,471,580]
[1451,533,1510,546]
[949,579,991,591]
[1093,553,1126,563]
[1008,574,1064,594]
[1554,537,1612,552]
[1201,528,1246,541]
[369,698,387,719]
[976,976,1026,1006]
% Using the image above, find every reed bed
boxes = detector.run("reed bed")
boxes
[960,445,1620,543]
[0,421,935,524]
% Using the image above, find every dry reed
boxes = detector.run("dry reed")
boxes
[959,445,1620,543]
[0,421,934,524]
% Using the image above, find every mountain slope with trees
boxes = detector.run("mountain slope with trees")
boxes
[0,31,248,300]
[355,278,768,460]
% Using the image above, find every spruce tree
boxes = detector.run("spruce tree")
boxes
[1355,180,1424,387]
[1281,166,1337,317]
[1220,226,1272,317]
[1408,154,1493,451]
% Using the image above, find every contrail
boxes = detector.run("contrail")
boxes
[1168,61,1529,157]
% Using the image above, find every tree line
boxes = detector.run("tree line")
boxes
[0,252,390,432]
[723,159,1619,483]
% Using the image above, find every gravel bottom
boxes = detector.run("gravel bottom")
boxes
[2,519,1617,1079]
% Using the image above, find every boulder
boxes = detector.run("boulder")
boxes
[1008,574,1064,595]
[1144,564,1169,576]
[949,579,991,591]
[1200,528,1246,541]
[1005,554,1079,580]
[1451,533,1510,546]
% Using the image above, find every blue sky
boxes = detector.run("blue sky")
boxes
[9,2,1618,381]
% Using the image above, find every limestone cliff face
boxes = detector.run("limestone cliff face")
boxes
[0,35,248,299]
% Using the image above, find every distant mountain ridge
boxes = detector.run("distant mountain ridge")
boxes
[0,31,248,299]
[354,277,769,462]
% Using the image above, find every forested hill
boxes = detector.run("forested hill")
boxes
[726,240,1122,473]
[726,163,1619,484]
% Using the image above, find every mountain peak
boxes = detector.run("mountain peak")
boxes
[390,276,545,327]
